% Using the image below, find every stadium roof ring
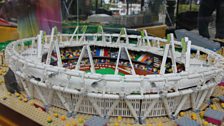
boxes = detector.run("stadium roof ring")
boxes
[5,26,224,121]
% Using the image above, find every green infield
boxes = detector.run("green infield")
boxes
[86,68,125,76]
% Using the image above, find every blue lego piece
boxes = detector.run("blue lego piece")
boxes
[84,116,108,126]
[204,108,224,121]
[175,117,200,126]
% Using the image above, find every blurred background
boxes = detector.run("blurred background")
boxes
[0,0,205,45]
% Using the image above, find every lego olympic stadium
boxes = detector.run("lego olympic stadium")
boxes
[4,26,224,124]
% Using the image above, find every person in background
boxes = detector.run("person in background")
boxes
[36,0,62,34]
[198,0,224,39]
[0,0,62,38]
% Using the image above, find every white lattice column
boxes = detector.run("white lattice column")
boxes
[142,99,159,120]
[191,92,196,110]
[115,47,122,75]
[86,45,95,73]
[194,91,203,109]
[75,46,86,70]
[173,95,188,117]
[19,78,32,99]
[144,30,151,47]
[46,27,56,65]
[74,96,84,114]
[89,98,103,117]
[34,86,48,106]
[125,99,138,121]
[69,26,79,43]
[106,99,120,117]
[196,90,208,110]
[56,92,73,114]
[169,34,177,73]
[160,44,170,74]
[124,47,136,75]
[185,39,191,71]
[161,95,172,118]
[54,38,62,67]
[37,31,43,62]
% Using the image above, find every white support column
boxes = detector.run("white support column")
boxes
[162,96,172,118]
[88,98,103,117]
[144,30,151,47]
[173,95,188,117]
[21,41,24,51]
[31,39,35,49]
[205,87,215,101]
[116,28,128,44]
[160,44,170,74]
[196,50,200,59]
[207,54,211,65]
[34,86,48,106]
[45,35,48,44]
[69,26,79,43]
[151,39,156,47]
[56,92,72,113]
[136,38,141,46]
[115,47,122,75]
[196,90,208,110]
[41,69,48,83]
[59,33,62,43]
[180,38,187,62]
[191,93,196,110]
[116,34,121,43]
[137,36,142,46]
[124,47,136,75]
[109,35,112,43]
[195,91,203,108]
[74,96,84,114]
[125,99,138,120]
[47,90,54,106]
[156,39,160,48]
[140,80,146,96]
[76,33,79,43]
[55,39,62,67]
[19,78,32,98]
[107,99,120,117]
[94,34,98,42]
[46,28,56,65]
[169,34,177,73]
[139,38,143,46]
[185,40,191,71]
[86,45,95,73]
[75,46,86,70]
[124,28,129,44]
[142,99,159,120]
[101,27,106,43]
[79,27,87,43]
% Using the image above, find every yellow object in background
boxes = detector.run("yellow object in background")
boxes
[53,113,59,118]
[179,112,185,117]
[191,113,197,120]
[221,103,224,108]
[0,26,19,42]
[199,111,204,118]
[202,121,208,126]
[47,116,52,123]
[137,25,168,38]
[117,116,122,122]
[60,115,66,121]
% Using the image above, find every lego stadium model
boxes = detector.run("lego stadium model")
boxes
[5,26,224,123]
